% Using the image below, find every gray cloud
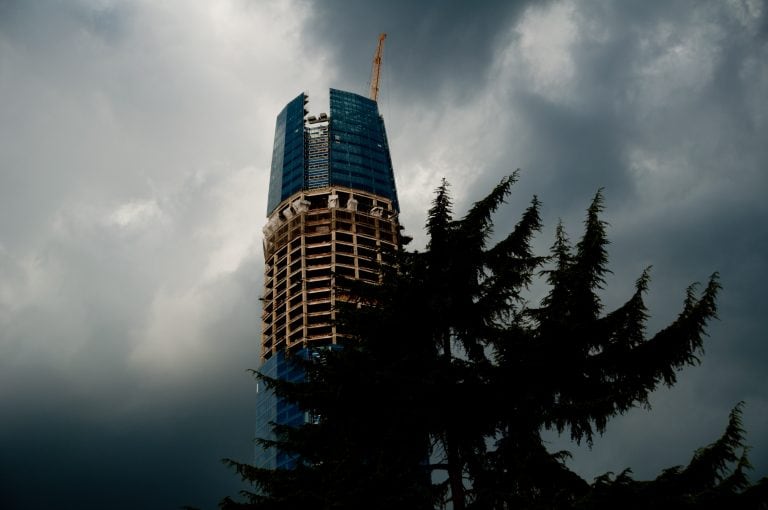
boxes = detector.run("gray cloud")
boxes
[1,0,767,508]
[303,0,541,103]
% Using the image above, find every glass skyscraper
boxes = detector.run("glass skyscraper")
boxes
[256,89,401,469]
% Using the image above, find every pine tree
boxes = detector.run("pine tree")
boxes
[575,403,768,509]
[222,176,766,509]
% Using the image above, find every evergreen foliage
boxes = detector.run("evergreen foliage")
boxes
[222,176,766,509]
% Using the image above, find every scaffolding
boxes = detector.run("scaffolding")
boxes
[261,186,400,361]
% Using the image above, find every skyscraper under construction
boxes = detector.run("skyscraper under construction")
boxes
[255,86,402,468]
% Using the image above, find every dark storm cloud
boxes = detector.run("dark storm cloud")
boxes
[0,359,256,510]
[510,91,630,209]
[0,249,264,509]
[486,0,766,216]
[303,0,542,102]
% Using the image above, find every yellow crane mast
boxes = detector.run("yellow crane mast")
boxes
[369,33,387,102]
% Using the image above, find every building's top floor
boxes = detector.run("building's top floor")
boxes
[266,88,399,217]
[263,184,399,254]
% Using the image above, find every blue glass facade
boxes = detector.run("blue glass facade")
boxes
[254,347,342,469]
[253,350,307,470]
[328,89,398,209]
[266,89,399,216]
[267,93,307,216]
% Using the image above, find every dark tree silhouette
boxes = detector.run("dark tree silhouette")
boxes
[222,175,766,510]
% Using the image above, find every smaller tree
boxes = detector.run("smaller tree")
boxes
[576,403,768,509]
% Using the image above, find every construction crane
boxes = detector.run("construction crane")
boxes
[368,33,387,102]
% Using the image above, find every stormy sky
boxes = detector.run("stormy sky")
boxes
[1,0,766,508]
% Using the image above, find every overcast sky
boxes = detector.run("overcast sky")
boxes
[1,1,766,508]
